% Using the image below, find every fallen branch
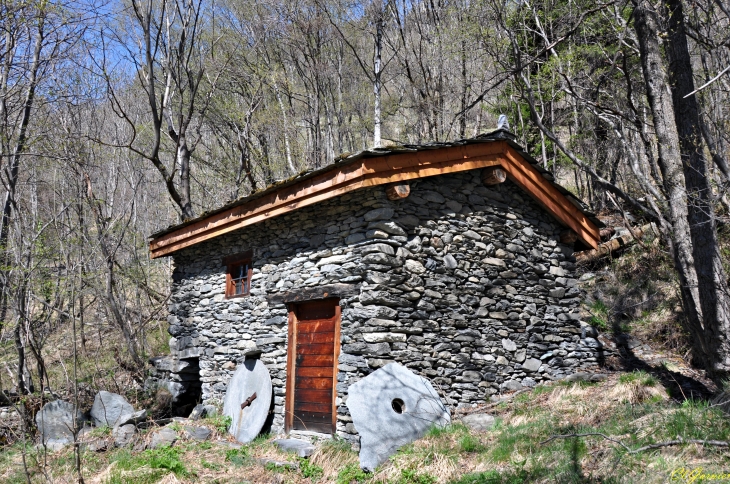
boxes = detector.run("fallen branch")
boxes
[629,438,729,454]
[575,223,657,264]
[540,433,632,452]
[540,433,729,454]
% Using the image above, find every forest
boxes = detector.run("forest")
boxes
[0,0,729,481]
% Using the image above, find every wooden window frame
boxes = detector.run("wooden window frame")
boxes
[223,251,253,298]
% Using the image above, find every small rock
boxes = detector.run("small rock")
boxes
[189,404,208,420]
[483,257,506,267]
[273,438,315,458]
[116,409,147,428]
[149,427,177,449]
[184,426,212,441]
[443,254,457,269]
[460,413,496,432]
[522,358,542,372]
[501,380,524,392]
[113,424,136,447]
[501,339,517,352]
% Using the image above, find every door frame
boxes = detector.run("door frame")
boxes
[285,298,341,434]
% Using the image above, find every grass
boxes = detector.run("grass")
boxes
[2,373,730,483]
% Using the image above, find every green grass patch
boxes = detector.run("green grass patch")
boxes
[105,445,188,484]
[336,462,370,484]
[205,413,232,433]
[224,446,251,467]
[299,457,324,481]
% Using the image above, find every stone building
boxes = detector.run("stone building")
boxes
[148,131,604,441]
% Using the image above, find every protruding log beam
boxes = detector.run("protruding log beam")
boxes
[481,166,507,185]
[386,182,410,200]
[600,228,616,241]
[576,223,657,264]
[560,230,579,245]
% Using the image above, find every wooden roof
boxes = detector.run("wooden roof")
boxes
[149,131,602,259]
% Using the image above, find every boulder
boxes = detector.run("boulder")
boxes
[90,391,134,427]
[347,363,450,471]
[35,400,84,449]
[149,427,177,449]
[222,359,272,443]
[460,414,496,432]
[273,438,315,458]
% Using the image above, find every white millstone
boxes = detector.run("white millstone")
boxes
[223,359,272,443]
[347,363,450,471]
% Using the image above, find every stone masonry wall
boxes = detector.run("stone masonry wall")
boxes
[164,170,603,441]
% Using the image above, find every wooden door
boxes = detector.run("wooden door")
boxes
[285,299,340,434]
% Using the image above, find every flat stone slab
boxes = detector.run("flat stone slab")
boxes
[116,409,147,428]
[222,359,272,443]
[35,400,84,447]
[113,424,136,447]
[91,391,134,427]
[460,413,496,432]
[184,425,212,441]
[273,438,315,457]
[347,363,450,471]
[149,427,177,449]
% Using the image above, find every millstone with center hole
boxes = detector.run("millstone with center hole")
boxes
[222,359,272,443]
[347,362,450,471]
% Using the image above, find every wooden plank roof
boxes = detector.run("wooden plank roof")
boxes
[149,130,602,259]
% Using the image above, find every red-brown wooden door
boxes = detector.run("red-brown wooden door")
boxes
[286,299,340,434]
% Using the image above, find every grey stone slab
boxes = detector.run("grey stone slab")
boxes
[347,363,450,471]
[222,359,272,443]
[149,427,177,449]
[113,424,136,447]
[189,404,208,420]
[461,413,496,432]
[35,400,84,446]
[273,438,316,457]
[184,425,212,441]
[116,409,147,428]
[90,391,134,427]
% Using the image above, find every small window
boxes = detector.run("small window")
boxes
[224,251,253,298]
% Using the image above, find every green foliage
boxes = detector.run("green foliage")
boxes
[106,446,188,483]
[336,463,370,484]
[618,371,657,387]
[588,300,610,332]
[299,458,324,481]
[206,414,232,433]
[394,468,437,484]
[225,446,251,467]
[458,433,483,453]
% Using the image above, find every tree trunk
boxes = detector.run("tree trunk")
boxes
[633,0,730,378]
[373,8,383,148]
[664,0,730,376]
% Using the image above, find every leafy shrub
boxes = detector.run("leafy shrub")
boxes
[299,458,324,480]
[336,463,370,484]
[206,414,232,433]
[225,446,251,467]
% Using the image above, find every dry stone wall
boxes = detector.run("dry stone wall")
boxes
[163,170,603,440]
